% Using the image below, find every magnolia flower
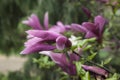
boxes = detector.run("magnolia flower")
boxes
[82,65,108,77]
[21,12,71,54]
[21,30,71,54]
[71,15,107,43]
[22,12,50,30]
[40,51,108,76]
[40,51,80,75]
[22,12,67,33]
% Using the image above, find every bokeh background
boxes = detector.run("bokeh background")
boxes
[0,0,120,80]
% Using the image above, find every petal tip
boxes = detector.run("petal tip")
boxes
[20,51,25,55]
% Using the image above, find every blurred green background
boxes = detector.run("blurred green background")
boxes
[0,0,120,80]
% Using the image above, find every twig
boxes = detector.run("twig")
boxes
[73,51,113,74]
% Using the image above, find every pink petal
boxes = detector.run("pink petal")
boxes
[65,25,71,31]
[26,30,61,40]
[40,52,68,66]
[24,37,42,47]
[69,53,80,62]
[22,14,43,30]
[82,65,108,77]
[44,12,49,29]
[26,34,34,39]
[82,22,96,32]
[94,15,106,33]
[71,23,87,33]
[85,31,97,39]
[49,21,66,33]
[20,44,56,54]
[56,36,67,50]
[41,52,79,75]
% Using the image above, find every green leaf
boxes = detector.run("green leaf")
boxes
[78,38,96,48]
[87,53,97,61]
[87,38,96,42]
[103,57,112,65]
[82,72,90,80]
[33,56,55,69]
[80,40,87,47]
[75,62,91,80]
[43,56,49,63]
[83,45,92,51]
[75,62,86,76]
[105,73,120,80]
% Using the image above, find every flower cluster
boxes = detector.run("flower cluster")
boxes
[21,12,108,78]
[71,15,107,43]
[21,12,71,54]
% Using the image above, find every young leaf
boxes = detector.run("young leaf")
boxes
[82,72,90,80]
[105,73,120,80]
[87,53,97,61]
[75,62,86,76]
[103,57,112,65]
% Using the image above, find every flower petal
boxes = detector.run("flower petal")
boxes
[26,34,34,39]
[20,44,56,54]
[49,21,66,33]
[44,12,49,29]
[65,25,71,31]
[85,31,97,39]
[24,37,42,47]
[22,14,43,29]
[69,53,80,62]
[40,52,78,75]
[71,23,87,33]
[94,15,106,33]
[40,51,68,66]
[56,36,67,50]
[82,65,108,77]
[26,30,61,40]
[82,22,96,32]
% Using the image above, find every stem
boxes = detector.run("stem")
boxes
[87,61,113,74]
[73,51,113,74]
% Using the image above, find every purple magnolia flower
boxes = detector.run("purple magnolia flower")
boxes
[22,12,49,30]
[82,65,108,77]
[40,51,108,76]
[40,51,80,75]
[21,30,71,54]
[22,12,67,33]
[21,12,71,54]
[71,15,107,43]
